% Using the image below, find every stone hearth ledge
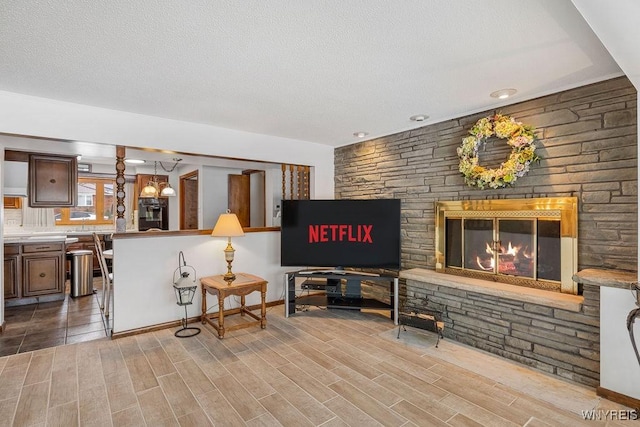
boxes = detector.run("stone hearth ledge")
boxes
[400,268,583,312]
[573,268,637,290]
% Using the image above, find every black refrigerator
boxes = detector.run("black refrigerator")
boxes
[138,198,169,231]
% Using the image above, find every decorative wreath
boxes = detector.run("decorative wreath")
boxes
[457,113,539,189]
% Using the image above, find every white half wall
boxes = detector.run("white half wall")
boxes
[600,286,640,400]
[112,231,288,334]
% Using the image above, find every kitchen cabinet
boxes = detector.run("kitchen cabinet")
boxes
[28,154,78,207]
[4,244,20,299]
[22,243,65,297]
[3,197,22,209]
[3,241,66,305]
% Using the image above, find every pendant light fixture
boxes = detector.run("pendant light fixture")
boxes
[139,158,182,198]
[139,161,161,198]
[160,184,176,197]
[158,158,181,197]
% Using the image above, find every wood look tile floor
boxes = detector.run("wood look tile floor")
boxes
[0,305,631,426]
[1,278,110,356]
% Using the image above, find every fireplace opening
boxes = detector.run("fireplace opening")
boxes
[435,198,578,294]
[446,218,561,283]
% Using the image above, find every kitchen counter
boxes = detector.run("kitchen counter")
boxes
[4,235,79,245]
[5,230,113,236]
[4,230,116,244]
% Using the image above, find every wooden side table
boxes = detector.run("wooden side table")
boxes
[200,273,268,339]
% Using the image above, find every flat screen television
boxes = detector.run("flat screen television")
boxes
[280,199,401,269]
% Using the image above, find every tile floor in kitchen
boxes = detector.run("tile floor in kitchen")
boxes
[0,277,111,355]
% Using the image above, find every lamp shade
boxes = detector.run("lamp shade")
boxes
[211,212,245,237]
[160,184,176,197]
[140,182,159,198]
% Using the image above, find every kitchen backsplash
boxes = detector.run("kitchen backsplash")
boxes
[3,208,22,233]
[3,207,120,234]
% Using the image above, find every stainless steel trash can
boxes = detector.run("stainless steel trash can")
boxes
[67,250,93,297]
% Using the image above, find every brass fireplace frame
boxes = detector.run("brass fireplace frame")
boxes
[435,197,579,294]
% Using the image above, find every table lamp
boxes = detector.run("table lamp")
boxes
[211,210,245,282]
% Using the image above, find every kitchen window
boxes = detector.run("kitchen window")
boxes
[54,178,114,225]
[78,193,94,206]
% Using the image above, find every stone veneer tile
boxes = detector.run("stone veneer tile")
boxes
[401,269,583,312]
[337,76,636,387]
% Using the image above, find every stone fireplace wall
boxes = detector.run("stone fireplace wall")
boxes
[402,272,600,386]
[335,76,637,272]
[334,77,637,386]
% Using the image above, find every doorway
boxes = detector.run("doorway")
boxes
[228,170,265,227]
[180,170,199,230]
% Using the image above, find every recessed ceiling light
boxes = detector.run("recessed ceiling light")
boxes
[353,132,368,138]
[409,114,429,122]
[490,88,517,99]
[125,159,146,164]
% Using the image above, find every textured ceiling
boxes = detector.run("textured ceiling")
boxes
[0,0,623,147]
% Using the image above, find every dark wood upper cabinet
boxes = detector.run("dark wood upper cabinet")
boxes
[28,154,78,207]
[3,197,21,209]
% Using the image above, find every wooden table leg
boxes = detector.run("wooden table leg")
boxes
[240,295,246,316]
[261,286,267,329]
[201,286,206,324]
[217,293,225,339]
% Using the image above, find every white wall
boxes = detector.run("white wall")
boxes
[167,170,180,231]
[600,286,640,399]
[112,231,287,333]
[201,166,241,229]
[249,172,265,227]
[267,168,282,226]
[0,91,335,197]
[0,92,335,330]
[572,0,640,90]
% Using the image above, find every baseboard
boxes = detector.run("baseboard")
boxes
[5,293,66,307]
[111,316,201,339]
[112,299,284,339]
[597,386,640,408]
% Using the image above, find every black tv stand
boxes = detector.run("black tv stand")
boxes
[285,270,398,324]
[297,269,380,277]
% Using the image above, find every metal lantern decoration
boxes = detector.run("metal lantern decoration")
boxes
[172,251,201,338]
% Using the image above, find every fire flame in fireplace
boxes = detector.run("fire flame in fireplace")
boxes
[476,241,532,274]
